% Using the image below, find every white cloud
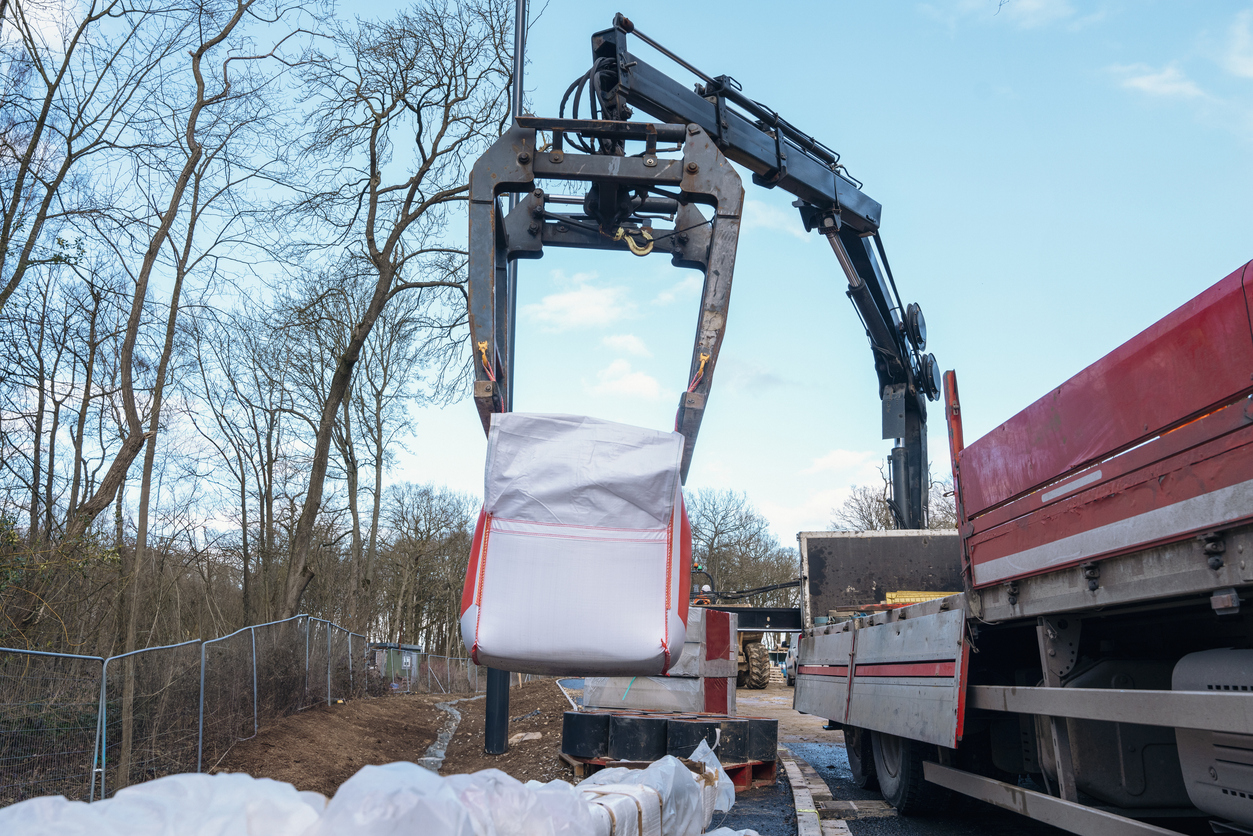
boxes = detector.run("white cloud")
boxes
[1112,63,1206,100]
[741,199,810,242]
[804,449,882,479]
[759,488,851,540]
[602,333,652,357]
[1225,10,1253,79]
[521,271,635,331]
[652,273,703,306]
[589,359,662,400]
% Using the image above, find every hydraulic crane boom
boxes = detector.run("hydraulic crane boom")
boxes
[467,14,942,527]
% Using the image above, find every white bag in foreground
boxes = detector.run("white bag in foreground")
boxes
[460,413,691,675]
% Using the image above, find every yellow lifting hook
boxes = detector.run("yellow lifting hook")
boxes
[614,226,654,256]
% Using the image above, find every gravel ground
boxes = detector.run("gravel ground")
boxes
[785,740,1214,836]
[710,768,797,836]
[787,740,1074,835]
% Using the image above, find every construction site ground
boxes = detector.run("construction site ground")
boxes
[212,678,1208,835]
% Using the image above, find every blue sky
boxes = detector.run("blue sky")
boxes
[397,0,1253,541]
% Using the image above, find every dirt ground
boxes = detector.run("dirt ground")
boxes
[214,691,447,796]
[215,679,576,796]
[440,679,575,781]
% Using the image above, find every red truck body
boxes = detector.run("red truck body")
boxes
[795,259,1253,834]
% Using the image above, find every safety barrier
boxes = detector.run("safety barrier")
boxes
[0,615,365,805]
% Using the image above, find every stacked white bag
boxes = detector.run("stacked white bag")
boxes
[460,414,692,676]
[0,751,745,836]
[583,607,738,714]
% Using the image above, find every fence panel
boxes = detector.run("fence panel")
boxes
[198,627,257,773]
[99,640,201,797]
[0,649,102,805]
[252,616,307,725]
[409,655,485,695]
[3,616,382,809]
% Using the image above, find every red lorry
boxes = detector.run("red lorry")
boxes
[795,258,1253,835]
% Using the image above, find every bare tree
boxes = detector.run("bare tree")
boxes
[276,0,511,618]
[687,489,799,608]
[829,465,958,531]
[375,483,474,653]
[0,0,191,312]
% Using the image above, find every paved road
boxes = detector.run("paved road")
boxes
[732,684,1081,836]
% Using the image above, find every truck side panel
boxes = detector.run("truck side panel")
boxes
[958,260,1253,518]
[968,396,1253,586]
[794,603,968,748]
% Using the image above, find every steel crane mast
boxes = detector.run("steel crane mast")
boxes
[467,14,941,528]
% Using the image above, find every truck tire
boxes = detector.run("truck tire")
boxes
[844,727,878,790]
[744,641,770,690]
[870,731,951,815]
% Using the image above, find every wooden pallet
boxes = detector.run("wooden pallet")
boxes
[560,752,777,791]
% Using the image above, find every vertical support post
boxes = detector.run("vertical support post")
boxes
[90,658,105,801]
[250,627,258,737]
[485,0,525,757]
[197,642,207,773]
[326,622,332,705]
[348,634,353,693]
[304,617,310,704]
[485,667,511,754]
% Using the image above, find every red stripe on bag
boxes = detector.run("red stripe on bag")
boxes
[471,514,493,665]
[460,508,489,615]
[677,494,691,625]
[662,502,673,673]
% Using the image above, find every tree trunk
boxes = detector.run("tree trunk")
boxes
[280,264,395,618]
[116,257,185,789]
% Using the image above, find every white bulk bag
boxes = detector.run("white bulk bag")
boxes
[460,413,691,675]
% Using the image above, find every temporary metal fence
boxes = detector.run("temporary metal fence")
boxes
[0,615,365,807]
[0,649,103,806]
[371,651,542,696]
[95,639,201,800]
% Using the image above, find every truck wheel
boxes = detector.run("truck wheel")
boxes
[845,727,878,790]
[744,641,770,689]
[870,731,951,815]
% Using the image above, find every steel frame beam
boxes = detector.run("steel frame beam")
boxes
[969,684,1253,735]
[922,763,1182,836]
[467,118,743,481]
[975,521,1253,622]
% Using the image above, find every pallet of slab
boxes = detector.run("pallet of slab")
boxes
[562,753,777,791]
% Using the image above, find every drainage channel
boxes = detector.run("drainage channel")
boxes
[418,694,486,772]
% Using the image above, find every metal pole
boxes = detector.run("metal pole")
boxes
[304,617,310,704]
[197,642,207,773]
[506,0,526,397]
[90,658,105,801]
[485,0,526,759]
[250,627,258,737]
[326,623,332,705]
[485,667,511,754]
